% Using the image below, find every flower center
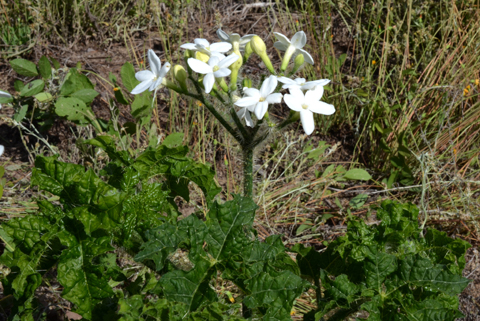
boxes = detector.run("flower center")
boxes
[213,66,220,72]
[302,104,308,110]
[259,97,266,102]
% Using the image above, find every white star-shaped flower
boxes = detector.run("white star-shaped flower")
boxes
[0,145,4,157]
[234,76,283,120]
[236,107,254,128]
[273,31,314,65]
[180,38,232,58]
[283,87,335,135]
[187,54,238,94]
[216,29,256,52]
[278,77,330,91]
[131,50,171,94]
[0,90,12,109]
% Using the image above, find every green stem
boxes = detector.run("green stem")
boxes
[242,146,253,198]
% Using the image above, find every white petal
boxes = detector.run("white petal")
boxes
[135,70,154,82]
[239,34,255,44]
[159,62,171,78]
[0,145,4,157]
[149,77,163,91]
[291,31,307,49]
[148,50,162,76]
[297,48,314,65]
[266,93,283,104]
[131,80,152,95]
[274,32,291,47]
[237,108,254,127]
[217,29,230,42]
[0,90,12,98]
[300,110,315,135]
[188,58,212,74]
[305,86,324,103]
[203,73,215,94]
[277,77,296,85]
[273,41,289,51]
[180,43,198,50]
[254,101,269,119]
[229,34,241,43]
[302,79,330,90]
[218,54,239,68]
[210,42,232,53]
[283,93,303,112]
[210,52,226,59]
[235,96,259,107]
[208,56,220,68]
[243,88,260,98]
[308,101,335,115]
[259,75,277,97]
[213,68,231,78]
[194,38,210,47]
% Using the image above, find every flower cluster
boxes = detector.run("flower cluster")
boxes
[129,29,335,135]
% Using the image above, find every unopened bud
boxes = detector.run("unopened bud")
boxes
[250,36,266,56]
[173,65,188,92]
[244,42,253,61]
[291,54,305,74]
[242,78,252,88]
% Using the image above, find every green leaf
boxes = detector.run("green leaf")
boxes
[131,90,152,119]
[20,79,44,97]
[205,195,257,261]
[363,246,397,289]
[163,132,184,148]
[34,92,53,102]
[121,62,140,92]
[114,88,129,105]
[324,274,358,304]
[50,56,61,69]
[14,80,24,92]
[57,237,114,320]
[14,104,28,122]
[349,194,368,209]
[60,68,94,96]
[38,56,52,79]
[70,89,99,104]
[343,168,372,181]
[244,271,309,318]
[10,58,38,77]
[55,97,93,125]
[159,256,216,312]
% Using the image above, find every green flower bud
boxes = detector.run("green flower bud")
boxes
[250,36,266,56]
[291,54,305,74]
[173,65,188,92]
[250,36,276,75]
[242,77,252,88]
[244,42,253,61]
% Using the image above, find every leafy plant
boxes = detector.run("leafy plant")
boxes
[293,200,471,320]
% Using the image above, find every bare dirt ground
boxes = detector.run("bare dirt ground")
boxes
[0,4,479,319]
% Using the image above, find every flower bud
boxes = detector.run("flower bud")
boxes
[250,36,266,56]
[291,54,305,74]
[250,36,276,75]
[244,42,253,61]
[195,51,210,63]
[242,78,252,88]
[173,65,188,92]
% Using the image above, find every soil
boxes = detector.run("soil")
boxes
[0,2,479,320]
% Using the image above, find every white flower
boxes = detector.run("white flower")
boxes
[0,145,4,157]
[216,29,255,52]
[236,107,254,128]
[283,87,335,135]
[180,38,232,58]
[274,31,314,65]
[187,54,239,94]
[131,50,171,94]
[0,90,12,109]
[278,77,330,91]
[234,76,283,120]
